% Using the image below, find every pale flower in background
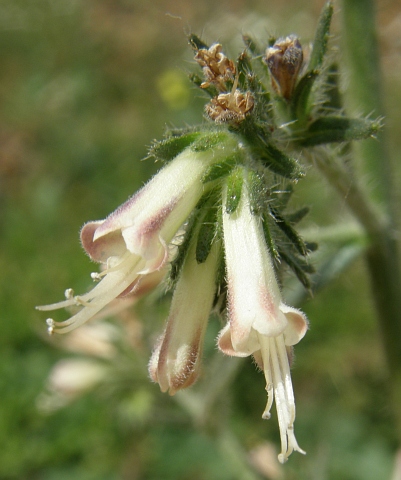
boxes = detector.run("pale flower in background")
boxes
[37,358,109,412]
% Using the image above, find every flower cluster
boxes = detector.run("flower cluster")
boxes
[38,129,309,461]
[37,1,380,463]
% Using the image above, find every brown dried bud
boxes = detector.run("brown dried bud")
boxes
[194,43,236,91]
[205,89,254,124]
[264,36,303,100]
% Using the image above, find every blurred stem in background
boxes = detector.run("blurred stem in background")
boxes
[333,0,401,440]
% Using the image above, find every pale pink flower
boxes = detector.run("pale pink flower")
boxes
[218,172,308,463]
[149,235,220,395]
[37,138,237,334]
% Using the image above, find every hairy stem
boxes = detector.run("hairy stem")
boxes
[338,0,401,438]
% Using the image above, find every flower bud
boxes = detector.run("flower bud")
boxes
[265,35,303,100]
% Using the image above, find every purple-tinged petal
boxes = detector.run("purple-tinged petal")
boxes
[217,323,257,357]
[149,235,220,395]
[280,304,308,346]
[81,221,127,263]
[92,148,222,263]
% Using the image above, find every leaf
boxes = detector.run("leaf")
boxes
[191,131,231,152]
[299,116,381,146]
[188,73,218,97]
[149,132,202,162]
[262,214,279,261]
[291,70,319,123]
[257,141,304,179]
[188,34,209,51]
[196,206,218,264]
[202,156,238,183]
[242,34,262,55]
[237,51,253,90]
[278,248,313,289]
[248,170,266,214]
[270,207,308,256]
[308,1,334,71]
[285,206,310,224]
[225,167,244,214]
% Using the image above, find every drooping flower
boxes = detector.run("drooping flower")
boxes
[149,230,220,395]
[218,170,308,463]
[37,134,238,334]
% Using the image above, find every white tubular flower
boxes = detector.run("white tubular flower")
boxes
[149,235,220,395]
[218,172,308,463]
[37,137,236,335]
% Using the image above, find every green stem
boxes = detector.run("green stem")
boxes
[338,0,401,439]
[341,0,396,215]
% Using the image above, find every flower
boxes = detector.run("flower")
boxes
[37,358,109,412]
[148,232,220,395]
[264,35,304,100]
[218,170,308,463]
[37,135,237,334]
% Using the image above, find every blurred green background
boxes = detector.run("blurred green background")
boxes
[1,0,401,479]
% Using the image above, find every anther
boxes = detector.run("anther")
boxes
[64,288,74,299]
[46,318,55,335]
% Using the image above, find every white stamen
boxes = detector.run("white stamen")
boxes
[42,254,144,334]
[270,335,305,463]
[260,335,274,420]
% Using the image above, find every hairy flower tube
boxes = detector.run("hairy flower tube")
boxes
[37,132,239,334]
[148,227,220,395]
[218,171,308,463]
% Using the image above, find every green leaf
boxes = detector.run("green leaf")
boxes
[308,1,334,71]
[225,167,244,214]
[188,73,218,97]
[149,132,202,162]
[278,248,314,289]
[237,51,253,90]
[196,206,218,264]
[168,213,198,288]
[272,183,294,210]
[247,170,266,214]
[191,131,230,152]
[188,34,209,51]
[270,207,308,256]
[291,70,319,123]
[257,141,304,180]
[202,155,238,183]
[320,62,343,111]
[242,34,262,55]
[285,206,310,224]
[168,190,217,287]
[299,116,381,146]
[238,120,303,179]
[262,214,279,261]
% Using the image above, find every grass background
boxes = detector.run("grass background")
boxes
[1,0,400,478]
